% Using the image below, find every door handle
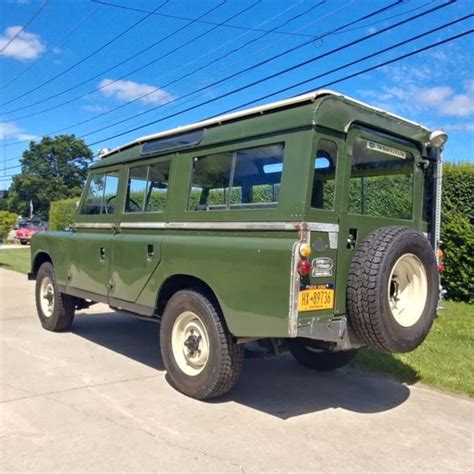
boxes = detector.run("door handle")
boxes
[99,247,106,261]
[147,244,154,260]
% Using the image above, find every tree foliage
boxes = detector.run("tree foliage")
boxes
[49,197,81,231]
[7,135,93,220]
[0,210,18,243]
[441,163,474,303]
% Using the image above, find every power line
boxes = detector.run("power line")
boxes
[3,0,329,142]
[87,22,472,147]
[332,0,436,35]
[0,0,49,53]
[224,19,474,113]
[0,0,170,108]
[1,27,472,181]
[1,5,101,90]
[1,0,249,116]
[91,0,326,38]
[76,0,455,142]
[3,0,403,122]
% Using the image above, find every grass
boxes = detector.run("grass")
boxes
[353,300,474,396]
[0,247,472,395]
[0,247,31,274]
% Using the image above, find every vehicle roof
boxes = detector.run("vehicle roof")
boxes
[97,90,429,162]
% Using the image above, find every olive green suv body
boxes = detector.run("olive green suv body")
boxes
[30,90,443,399]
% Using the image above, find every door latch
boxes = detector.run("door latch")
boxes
[99,247,106,261]
[347,228,358,249]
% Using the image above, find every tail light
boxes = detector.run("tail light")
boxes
[297,243,312,276]
[438,248,445,272]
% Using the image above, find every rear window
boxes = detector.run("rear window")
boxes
[188,143,284,211]
[348,138,414,220]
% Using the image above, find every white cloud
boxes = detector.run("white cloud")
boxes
[358,83,474,118]
[0,121,39,141]
[82,104,109,113]
[0,26,45,60]
[98,78,175,105]
[443,122,474,133]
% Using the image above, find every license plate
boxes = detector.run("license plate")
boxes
[298,287,334,312]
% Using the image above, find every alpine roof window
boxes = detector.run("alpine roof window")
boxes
[141,129,203,155]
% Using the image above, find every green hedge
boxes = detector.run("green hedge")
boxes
[0,211,18,243]
[441,163,474,303]
[49,197,80,231]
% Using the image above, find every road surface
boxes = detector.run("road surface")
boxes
[1,268,472,472]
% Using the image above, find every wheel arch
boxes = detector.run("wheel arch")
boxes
[156,274,228,329]
[29,251,54,280]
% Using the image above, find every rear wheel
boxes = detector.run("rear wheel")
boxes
[160,290,244,400]
[35,262,75,331]
[287,338,358,371]
[347,226,438,353]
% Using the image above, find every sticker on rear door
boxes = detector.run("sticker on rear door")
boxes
[311,257,333,277]
[367,140,406,159]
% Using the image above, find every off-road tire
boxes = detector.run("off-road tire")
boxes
[160,290,244,400]
[347,226,438,353]
[35,262,75,331]
[287,338,358,370]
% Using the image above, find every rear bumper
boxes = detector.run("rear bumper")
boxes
[297,316,364,350]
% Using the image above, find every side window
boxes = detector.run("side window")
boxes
[126,166,147,212]
[125,161,170,213]
[81,171,119,215]
[146,161,170,212]
[348,137,414,219]
[188,143,284,211]
[311,139,337,210]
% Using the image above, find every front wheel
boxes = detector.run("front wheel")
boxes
[287,338,358,371]
[35,262,75,331]
[160,290,244,400]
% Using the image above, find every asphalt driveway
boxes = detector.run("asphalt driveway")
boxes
[1,268,472,472]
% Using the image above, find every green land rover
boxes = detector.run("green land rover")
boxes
[29,90,446,399]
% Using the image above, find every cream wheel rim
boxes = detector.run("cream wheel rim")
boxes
[388,253,428,327]
[171,311,210,376]
[40,276,55,318]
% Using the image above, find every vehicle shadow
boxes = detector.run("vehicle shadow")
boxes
[73,310,413,419]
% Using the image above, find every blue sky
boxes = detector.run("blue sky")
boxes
[0,0,473,189]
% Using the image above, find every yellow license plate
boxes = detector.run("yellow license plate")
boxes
[298,287,334,312]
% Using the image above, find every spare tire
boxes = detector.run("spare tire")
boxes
[347,226,438,353]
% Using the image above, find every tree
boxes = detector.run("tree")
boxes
[7,135,93,220]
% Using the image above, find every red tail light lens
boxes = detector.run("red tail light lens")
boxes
[297,260,311,276]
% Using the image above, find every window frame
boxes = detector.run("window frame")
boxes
[187,142,285,212]
[119,155,173,223]
[343,127,422,222]
[124,160,171,215]
[78,169,121,218]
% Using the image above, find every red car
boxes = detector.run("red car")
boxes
[16,221,47,245]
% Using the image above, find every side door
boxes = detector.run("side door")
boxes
[109,156,172,306]
[335,127,424,313]
[68,169,121,299]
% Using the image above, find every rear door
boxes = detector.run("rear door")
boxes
[109,155,172,305]
[335,127,423,314]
